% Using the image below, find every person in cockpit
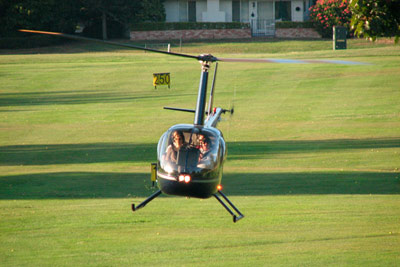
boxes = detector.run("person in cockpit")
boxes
[197,134,211,166]
[164,131,185,163]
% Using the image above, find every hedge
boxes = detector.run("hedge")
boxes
[130,22,250,31]
[275,21,314,29]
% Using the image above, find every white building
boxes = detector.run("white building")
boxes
[163,0,314,36]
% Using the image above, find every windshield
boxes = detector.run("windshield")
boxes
[158,125,220,174]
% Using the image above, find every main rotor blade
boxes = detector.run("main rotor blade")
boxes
[217,57,368,65]
[18,29,199,60]
[19,29,368,65]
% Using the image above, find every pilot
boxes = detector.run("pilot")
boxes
[164,131,185,162]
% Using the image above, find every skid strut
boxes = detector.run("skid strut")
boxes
[132,190,162,212]
[213,190,244,223]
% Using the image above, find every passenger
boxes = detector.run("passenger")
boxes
[164,131,185,162]
[198,134,211,163]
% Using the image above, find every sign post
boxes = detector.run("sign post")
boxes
[333,26,347,50]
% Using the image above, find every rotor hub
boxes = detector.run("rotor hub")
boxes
[198,54,217,72]
[198,54,218,62]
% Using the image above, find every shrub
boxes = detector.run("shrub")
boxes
[130,22,250,32]
[309,0,352,38]
[275,21,314,29]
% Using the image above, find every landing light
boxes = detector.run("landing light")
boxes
[184,175,191,183]
[217,184,223,191]
[178,174,191,183]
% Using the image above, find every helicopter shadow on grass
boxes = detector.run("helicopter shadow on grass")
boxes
[0,90,196,108]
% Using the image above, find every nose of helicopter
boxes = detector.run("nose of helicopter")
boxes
[157,172,220,199]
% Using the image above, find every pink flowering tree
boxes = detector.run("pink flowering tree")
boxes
[309,0,352,38]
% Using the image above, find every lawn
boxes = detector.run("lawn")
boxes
[1,38,399,266]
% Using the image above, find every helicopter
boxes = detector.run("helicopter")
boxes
[19,29,366,222]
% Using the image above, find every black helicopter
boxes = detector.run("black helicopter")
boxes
[20,29,366,222]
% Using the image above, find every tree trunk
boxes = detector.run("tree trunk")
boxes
[102,10,107,40]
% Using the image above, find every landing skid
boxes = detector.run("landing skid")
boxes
[213,190,244,223]
[132,189,244,223]
[131,190,162,211]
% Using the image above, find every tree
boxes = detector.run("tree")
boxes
[0,0,166,42]
[80,0,139,40]
[0,0,80,36]
[135,0,166,23]
[349,0,400,43]
[80,0,165,40]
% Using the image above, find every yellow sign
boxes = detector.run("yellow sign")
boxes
[150,163,157,186]
[153,72,170,89]
[150,163,157,182]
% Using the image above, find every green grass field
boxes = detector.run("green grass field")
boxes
[1,39,399,266]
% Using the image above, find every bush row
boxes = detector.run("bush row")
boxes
[130,22,250,31]
[130,21,314,31]
[275,21,314,29]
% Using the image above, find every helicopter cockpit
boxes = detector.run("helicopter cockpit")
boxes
[157,125,224,177]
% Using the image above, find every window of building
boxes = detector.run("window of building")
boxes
[275,1,292,21]
[241,0,249,21]
[232,0,241,22]
[188,1,197,22]
[179,0,188,22]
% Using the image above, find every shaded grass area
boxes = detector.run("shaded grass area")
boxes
[0,171,399,200]
[0,143,156,165]
[0,90,177,107]
[1,138,399,166]
[228,138,400,157]
[0,89,198,108]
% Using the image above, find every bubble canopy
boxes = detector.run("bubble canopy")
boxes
[157,124,226,198]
